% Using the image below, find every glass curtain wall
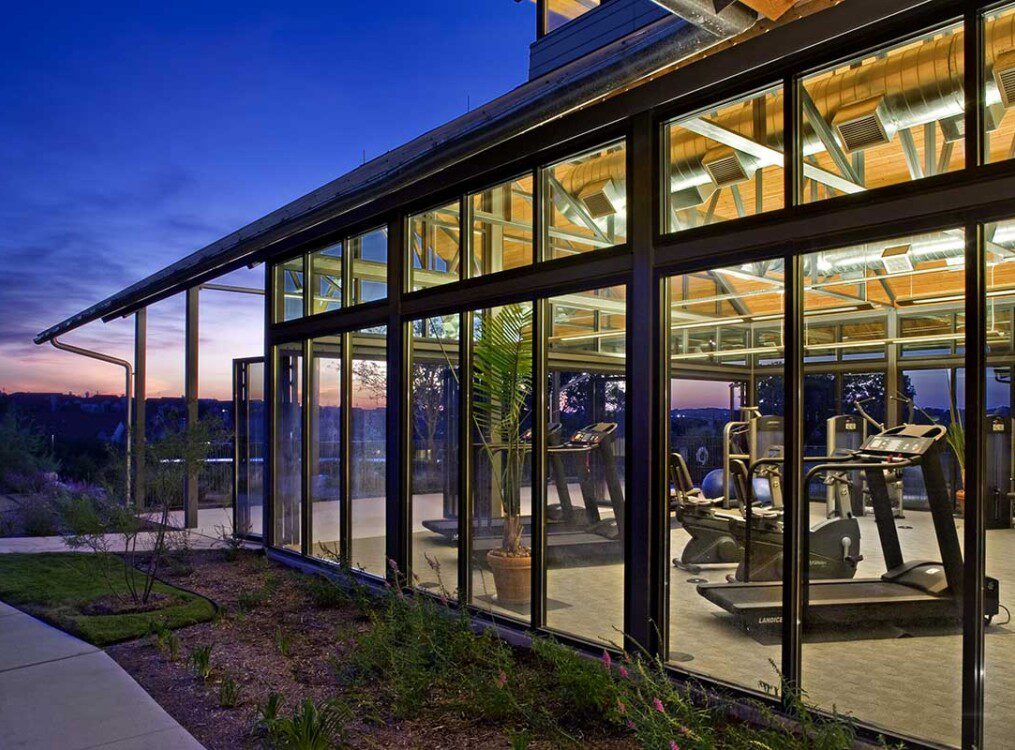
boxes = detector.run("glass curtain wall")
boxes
[470,175,534,276]
[799,22,964,203]
[349,227,389,304]
[469,303,534,622]
[543,286,626,645]
[982,217,1015,749]
[666,259,785,692]
[235,360,264,538]
[800,232,966,747]
[350,327,388,575]
[409,316,461,596]
[663,86,784,232]
[985,3,1015,165]
[310,243,343,314]
[409,203,460,291]
[543,142,627,259]
[274,343,303,552]
[274,258,305,322]
[309,336,343,561]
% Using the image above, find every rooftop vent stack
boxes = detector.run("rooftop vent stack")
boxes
[832,96,895,153]
[702,145,756,186]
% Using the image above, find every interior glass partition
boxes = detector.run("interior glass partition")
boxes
[470,175,534,276]
[273,343,303,552]
[543,286,626,645]
[663,86,784,232]
[310,243,343,315]
[799,22,964,204]
[349,327,388,576]
[468,303,534,622]
[349,227,388,305]
[665,259,785,693]
[309,336,343,561]
[543,141,627,260]
[982,217,1015,749]
[800,231,966,747]
[273,258,305,322]
[409,316,460,596]
[409,203,460,291]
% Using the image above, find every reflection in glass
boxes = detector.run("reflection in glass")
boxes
[309,337,342,562]
[310,243,343,314]
[409,203,460,291]
[469,303,534,622]
[666,260,784,691]
[543,142,626,260]
[664,86,783,232]
[349,227,388,304]
[274,258,305,322]
[274,344,302,552]
[235,360,264,538]
[546,0,599,32]
[982,218,1015,749]
[470,175,534,276]
[801,232,966,746]
[409,316,460,596]
[350,328,387,576]
[544,287,626,645]
[800,22,964,203]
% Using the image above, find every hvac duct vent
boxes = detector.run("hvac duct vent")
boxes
[578,178,621,219]
[882,245,913,275]
[994,49,1015,108]
[832,97,894,153]
[702,147,754,187]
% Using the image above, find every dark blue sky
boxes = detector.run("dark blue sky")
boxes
[1,0,533,396]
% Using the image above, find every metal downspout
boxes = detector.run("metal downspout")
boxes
[50,337,133,503]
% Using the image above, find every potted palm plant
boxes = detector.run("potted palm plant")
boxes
[946,374,966,514]
[472,304,533,604]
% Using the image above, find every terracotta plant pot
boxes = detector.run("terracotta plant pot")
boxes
[486,550,531,605]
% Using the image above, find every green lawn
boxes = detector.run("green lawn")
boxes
[0,553,216,646]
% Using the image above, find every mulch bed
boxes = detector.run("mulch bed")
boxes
[107,550,635,749]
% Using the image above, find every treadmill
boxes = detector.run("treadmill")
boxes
[698,424,1000,634]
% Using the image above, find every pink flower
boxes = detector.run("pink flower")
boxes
[669,742,680,750]
[616,699,626,715]
[495,670,508,688]
[601,650,612,670]
[626,720,636,730]
[618,665,629,679]
[653,697,665,713]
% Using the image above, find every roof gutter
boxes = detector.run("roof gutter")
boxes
[34,7,756,345]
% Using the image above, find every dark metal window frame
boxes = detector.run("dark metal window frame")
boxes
[260,2,1010,745]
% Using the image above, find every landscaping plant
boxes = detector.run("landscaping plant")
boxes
[264,698,351,750]
[188,644,213,680]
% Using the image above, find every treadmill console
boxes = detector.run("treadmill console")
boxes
[861,424,946,458]
[569,422,618,446]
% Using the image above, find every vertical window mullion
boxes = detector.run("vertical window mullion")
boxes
[302,338,313,557]
[341,331,353,565]
[458,310,473,602]
[531,298,548,629]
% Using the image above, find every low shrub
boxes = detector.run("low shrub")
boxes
[264,698,351,750]
[188,644,213,681]
[218,674,241,708]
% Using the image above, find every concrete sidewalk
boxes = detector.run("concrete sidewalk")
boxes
[0,601,203,749]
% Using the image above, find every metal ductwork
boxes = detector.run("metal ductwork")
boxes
[649,0,759,37]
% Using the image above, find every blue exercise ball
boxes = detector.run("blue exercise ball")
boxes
[752,477,773,506]
[700,469,725,499]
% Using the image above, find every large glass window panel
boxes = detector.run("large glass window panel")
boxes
[273,344,302,552]
[409,203,460,291]
[309,336,342,561]
[666,260,784,692]
[310,243,343,314]
[235,360,264,538]
[982,218,1015,748]
[663,86,783,232]
[801,232,966,747]
[349,227,388,304]
[985,4,1015,164]
[544,287,626,645]
[543,141,626,260]
[273,257,305,322]
[470,175,534,276]
[546,0,599,33]
[799,22,964,204]
[350,327,387,576]
[409,316,460,596]
[469,303,534,622]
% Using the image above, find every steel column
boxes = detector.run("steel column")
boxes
[134,309,147,509]
[184,286,200,529]
[386,217,410,583]
[531,298,548,629]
